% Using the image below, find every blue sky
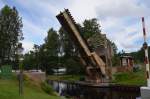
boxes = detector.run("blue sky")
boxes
[0,0,150,53]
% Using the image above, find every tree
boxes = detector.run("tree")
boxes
[59,27,76,58]
[22,18,118,75]
[130,47,145,63]
[45,28,59,56]
[107,40,118,55]
[23,28,60,74]
[33,44,40,70]
[0,5,23,65]
[43,28,60,74]
[65,57,85,74]
[81,18,101,39]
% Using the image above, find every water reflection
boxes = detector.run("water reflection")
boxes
[48,80,141,99]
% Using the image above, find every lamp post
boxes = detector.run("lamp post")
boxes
[17,43,24,95]
[43,48,47,73]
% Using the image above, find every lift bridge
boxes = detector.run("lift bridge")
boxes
[56,9,112,83]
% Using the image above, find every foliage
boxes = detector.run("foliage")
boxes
[64,57,85,74]
[108,40,118,55]
[59,27,83,74]
[0,5,23,65]
[23,18,117,76]
[81,18,101,39]
[0,65,12,79]
[41,82,57,96]
[112,53,121,66]
[45,28,59,56]
[40,28,59,73]
[59,18,117,74]
[22,28,60,74]
[130,47,145,63]
[59,27,76,58]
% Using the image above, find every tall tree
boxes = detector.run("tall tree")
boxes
[43,28,60,74]
[59,27,76,58]
[45,28,59,56]
[81,18,101,39]
[33,44,40,70]
[0,5,23,65]
[23,28,60,74]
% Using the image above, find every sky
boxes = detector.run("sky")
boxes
[0,0,150,53]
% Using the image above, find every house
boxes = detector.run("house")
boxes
[117,55,134,72]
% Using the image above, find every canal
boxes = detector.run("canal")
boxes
[48,80,141,99]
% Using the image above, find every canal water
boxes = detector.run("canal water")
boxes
[48,80,141,99]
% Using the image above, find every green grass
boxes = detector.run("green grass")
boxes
[113,69,147,86]
[48,75,83,82]
[0,77,63,99]
[48,70,147,86]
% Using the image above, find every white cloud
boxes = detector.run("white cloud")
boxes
[66,0,149,21]
[22,19,46,37]
[64,0,150,52]
[67,0,98,23]
[3,0,150,52]
[22,41,34,53]
[101,18,143,52]
[96,0,149,17]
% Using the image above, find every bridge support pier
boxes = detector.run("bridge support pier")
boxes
[141,79,150,99]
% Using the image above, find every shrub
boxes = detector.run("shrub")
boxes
[41,82,57,96]
[23,74,31,81]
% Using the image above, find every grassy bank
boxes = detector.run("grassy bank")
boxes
[48,69,147,86]
[0,77,62,99]
[113,69,147,86]
[48,75,83,82]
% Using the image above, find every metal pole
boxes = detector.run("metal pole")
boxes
[18,43,24,95]
[19,60,23,95]
[142,17,150,87]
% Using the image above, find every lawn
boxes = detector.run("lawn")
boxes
[0,77,63,99]
[113,69,147,86]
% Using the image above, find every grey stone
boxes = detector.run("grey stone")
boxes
[141,87,150,99]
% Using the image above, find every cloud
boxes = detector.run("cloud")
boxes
[66,0,149,21]
[63,0,150,52]
[101,18,143,52]
[3,0,150,53]
[96,0,149,17]
[0,0,5,9]
[22,41,34,53]
[22,18,46,38]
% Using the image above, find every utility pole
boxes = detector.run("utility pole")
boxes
[17,43,24,95]
[142,17,150,87]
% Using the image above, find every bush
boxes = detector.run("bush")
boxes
[0,65,12,79]
[41,82,57,96]
[23,74,31,81]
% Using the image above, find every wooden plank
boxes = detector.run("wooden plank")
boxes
[91,52,106,75]
[63,11,91,56]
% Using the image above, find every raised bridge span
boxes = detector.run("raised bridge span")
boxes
[56,9,111,83]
